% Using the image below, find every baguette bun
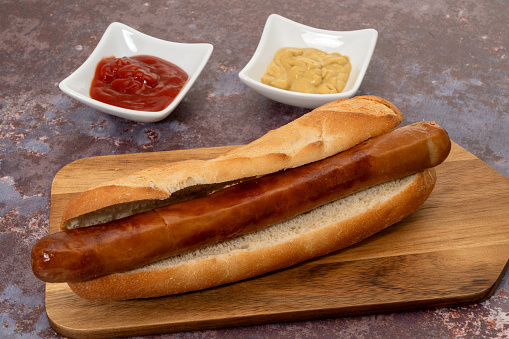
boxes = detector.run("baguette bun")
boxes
[68,169,436,300]
[61,95,402,230]
[57,94,429,301]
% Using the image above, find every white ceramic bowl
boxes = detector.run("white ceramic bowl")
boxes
[59,22,213,122]
[239,14,378,109]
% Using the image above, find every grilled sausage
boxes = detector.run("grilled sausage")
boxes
[31,121,450,283]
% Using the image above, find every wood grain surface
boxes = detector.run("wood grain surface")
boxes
[45,142,509,338]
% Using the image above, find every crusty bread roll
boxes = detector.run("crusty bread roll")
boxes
[68,169,436,300]
[61,95,402,230]
[54,95,445,301]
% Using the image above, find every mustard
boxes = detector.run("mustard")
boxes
[261,47,351,94]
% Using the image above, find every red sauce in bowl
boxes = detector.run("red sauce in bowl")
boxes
[90,55,189,112]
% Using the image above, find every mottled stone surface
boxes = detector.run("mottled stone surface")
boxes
[0,0,507,337]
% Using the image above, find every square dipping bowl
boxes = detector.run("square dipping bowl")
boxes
[239,14,378,109]
[59,22,213,122]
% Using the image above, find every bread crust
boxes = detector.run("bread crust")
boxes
[60,95,403,230]
[61,94,416,300]
[68,169,436,301]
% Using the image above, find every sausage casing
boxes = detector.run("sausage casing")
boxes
[31,121,451,283]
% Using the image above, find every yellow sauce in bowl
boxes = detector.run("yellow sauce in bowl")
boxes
[261,47,351,94]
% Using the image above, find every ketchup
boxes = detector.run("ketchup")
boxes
[90,55,188,112]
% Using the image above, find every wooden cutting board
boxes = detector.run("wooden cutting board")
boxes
[45,142,509,338]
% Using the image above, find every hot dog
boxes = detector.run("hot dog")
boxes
[31,121,450,283]
[30,96,451,300]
